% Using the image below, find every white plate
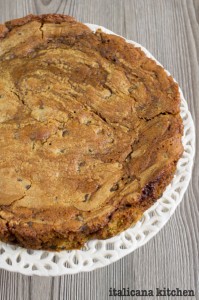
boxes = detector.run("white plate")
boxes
[0,24,195,276]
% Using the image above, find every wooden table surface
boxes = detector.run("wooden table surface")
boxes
[0,0,198,299]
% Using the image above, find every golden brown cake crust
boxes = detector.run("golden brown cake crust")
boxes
[0,14,183,250]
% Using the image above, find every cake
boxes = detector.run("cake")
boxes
[0,14,183,250]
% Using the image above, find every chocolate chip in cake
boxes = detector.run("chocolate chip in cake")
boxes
[27,221,33,227]
[50,245,57,250]
[110,183,119,192]
[62,130,69,137]
[76,215,84,221]
[83,194,90,202]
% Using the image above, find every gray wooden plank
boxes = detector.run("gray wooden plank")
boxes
[0,0,198,299]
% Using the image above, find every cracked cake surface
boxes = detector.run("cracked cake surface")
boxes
[0,14,183,250]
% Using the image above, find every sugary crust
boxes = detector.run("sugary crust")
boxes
[0,14,183,250]
[4,14,75,29]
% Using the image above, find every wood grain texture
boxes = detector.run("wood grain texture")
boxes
[0,0,198,299]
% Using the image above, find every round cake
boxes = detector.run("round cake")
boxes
[0,14,183,250]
